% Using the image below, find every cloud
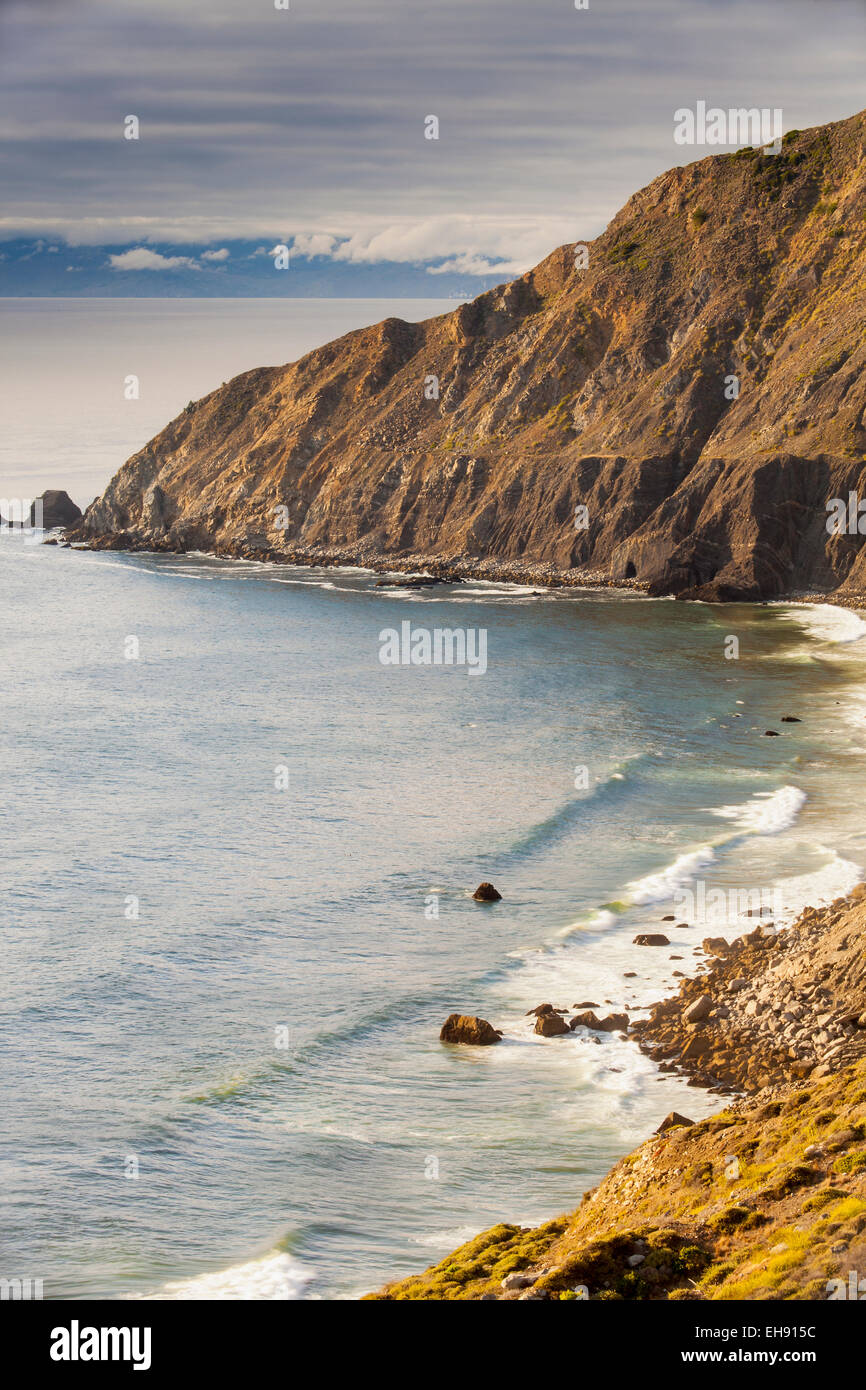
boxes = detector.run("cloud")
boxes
[200,247,229,261]
[107,247,199,271]
[1,0,864,291]
[426,254,516,277]
[296,215,575,276]
[290,233,338,258]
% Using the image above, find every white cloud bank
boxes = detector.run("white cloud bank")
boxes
[108,247,200,271]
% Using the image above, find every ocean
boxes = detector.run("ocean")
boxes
[1,301,865,1300]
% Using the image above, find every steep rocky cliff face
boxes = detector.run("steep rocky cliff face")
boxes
[76,111,866,601]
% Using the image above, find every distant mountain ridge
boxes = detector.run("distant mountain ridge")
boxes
[74,110,866,602]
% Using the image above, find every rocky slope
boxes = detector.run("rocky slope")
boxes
[633,889,866,1093]
[72,111,866,602]
[368,1064,866,1301]
[369,888,866,1301]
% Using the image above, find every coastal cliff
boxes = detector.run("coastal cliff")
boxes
[368,890,866,1301]
[72,110,866,602]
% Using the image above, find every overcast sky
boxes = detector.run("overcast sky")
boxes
[0,0,864,290]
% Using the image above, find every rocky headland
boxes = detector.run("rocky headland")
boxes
[68,110,866,605]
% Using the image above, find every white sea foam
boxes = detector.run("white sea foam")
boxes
[152,1250,310,1300]
[773,852,864,925]
[626,845,717,905]
[780,603,866,646]
[556,908,617,939]
[708,785,807,835]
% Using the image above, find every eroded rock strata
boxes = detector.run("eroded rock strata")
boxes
[71,110,866,603]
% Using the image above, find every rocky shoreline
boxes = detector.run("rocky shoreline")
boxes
[64,533,866,610]
[633,890,866,1094]
[370,888,866,1299]
[68,531,651,593]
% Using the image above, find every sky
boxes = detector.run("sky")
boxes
[0,0,864,295]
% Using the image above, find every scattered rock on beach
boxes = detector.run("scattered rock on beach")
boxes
[702,937,733,957]
[440,1014,502,1045]
[634,934,670,946]
[472,882,502,902]
[781,716,802,723]
[763,730,781,737]
[683,995,712,1023]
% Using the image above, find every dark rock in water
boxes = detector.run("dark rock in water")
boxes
[2,489,82,530]
[600,1013,629,1032]
[571,1010,629,1033]
[570,1011,601,1030]
[573,1000,599,1009]
[634,934,670,946]
[661,914,675,921]
[472,882,502,902]
[781,716,802,723]
[34,490,82,529]
[570,1010,609,1031]
[675,922,690,929]
[375,575,448,589]
[623,972,637,979]
[534,1012,570,1037]
[439,1014,502,1046]
[655,1112,695,1134]
[526,1003,557,1017]
[763,730,781,737]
